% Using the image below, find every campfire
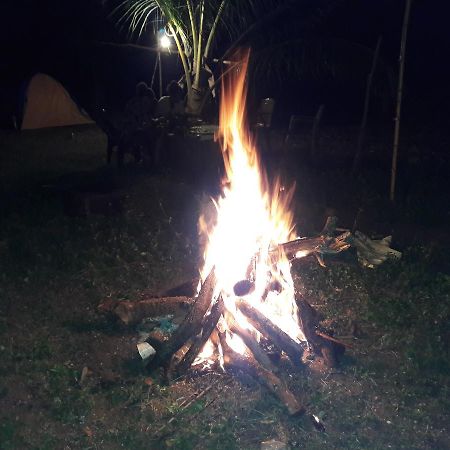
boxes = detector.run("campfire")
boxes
[101,51,351,416]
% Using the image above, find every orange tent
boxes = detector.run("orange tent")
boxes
[21,73,93,130]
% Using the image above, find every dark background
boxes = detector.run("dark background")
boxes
[1,0,449,129]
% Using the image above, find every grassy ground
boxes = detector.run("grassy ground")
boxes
[0,125,449,449]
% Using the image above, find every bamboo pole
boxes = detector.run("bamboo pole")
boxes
[158,51,163,98]
[390,0,413,202]
[352,36,382,176]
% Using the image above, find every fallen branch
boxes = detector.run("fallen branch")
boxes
[315,331,354,349]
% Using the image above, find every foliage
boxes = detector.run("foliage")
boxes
[0,419,24,450]
[110,0,392,116]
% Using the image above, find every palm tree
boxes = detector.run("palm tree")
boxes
[111,0,393,122]
[112,0,300,115]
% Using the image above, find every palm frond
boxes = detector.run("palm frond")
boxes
[247,36,392,100]
[112,0,159,38]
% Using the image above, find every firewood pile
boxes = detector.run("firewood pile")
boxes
[97,50,403,418]
[100,218,351,416]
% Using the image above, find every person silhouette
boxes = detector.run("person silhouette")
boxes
[119,82,158,167]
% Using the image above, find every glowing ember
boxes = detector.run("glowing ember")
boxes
[197,50,305,362]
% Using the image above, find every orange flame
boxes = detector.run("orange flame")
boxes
[198,51,304,360]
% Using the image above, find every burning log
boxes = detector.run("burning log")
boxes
[100,50,355,417]
[225,311,278,373]
[150,269,217,369]
[275,231,351,261]
[219,330,304,416]
[175,296,224,376]
[236,299,304,368]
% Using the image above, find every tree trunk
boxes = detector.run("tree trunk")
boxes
[186,86,205,116]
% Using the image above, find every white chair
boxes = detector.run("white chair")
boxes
[255,98,275,128]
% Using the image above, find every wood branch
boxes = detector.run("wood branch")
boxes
[320,216,337,235]
[220,335,304,416]
[98,296,194,326]
[276,232,351,260]
[296,294,345,367]
[150,268,217,369]
[236,300,304,368]
[268,217,351,261]
[175,296,224,376]
[315,331,354,349]
[295,295,322,339]
[256,363,305,416]
[225,311,278,374]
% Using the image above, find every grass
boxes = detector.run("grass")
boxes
[0,125,449,449]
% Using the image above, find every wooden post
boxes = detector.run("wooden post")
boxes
[352,36,383,176]
[310,104,325,164]
[158,51,163,98]
[390,0,413,202]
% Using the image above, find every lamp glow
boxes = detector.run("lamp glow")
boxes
[159,34,171,49]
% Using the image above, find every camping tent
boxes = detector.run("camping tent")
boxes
[21,73,93,130]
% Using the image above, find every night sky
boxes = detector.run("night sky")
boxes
[1,0,450,128]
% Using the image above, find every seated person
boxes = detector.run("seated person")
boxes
[167,80,185,116]
[125,82,157,130]
[155,80,185,119]
[120,82,159,167]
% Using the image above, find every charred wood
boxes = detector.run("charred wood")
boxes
[276,233,351,260]
[225,311,278,374]
[175,296,224,376]
[296,294,345,367]
[150,269,216,369]
[271,216,351,261]
[236,299,304,367]
[220,335,304,416]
